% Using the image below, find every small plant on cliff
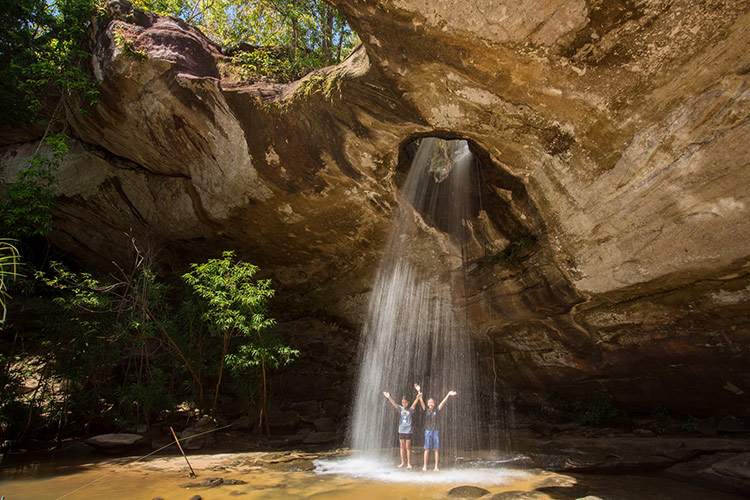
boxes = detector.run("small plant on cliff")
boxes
[295,73,342,102]
[113,27,149,61]
[488,236,537,265]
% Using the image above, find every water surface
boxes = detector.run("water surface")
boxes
[0,451,745,500]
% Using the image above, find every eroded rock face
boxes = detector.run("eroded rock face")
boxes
[2,0,749,415]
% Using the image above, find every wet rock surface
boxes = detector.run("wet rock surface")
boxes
[512,432,750,496]
[181,477,247,488]
[490,492,547,500]
[447,485,491,498]
[666,452,750,496]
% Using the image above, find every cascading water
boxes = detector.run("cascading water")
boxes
[350,138,482,459]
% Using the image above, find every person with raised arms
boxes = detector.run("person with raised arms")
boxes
[415,383,457,471]
[383,387,421,469]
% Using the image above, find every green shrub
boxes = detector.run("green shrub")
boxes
[651,406,670,434]
[113,27,148,61]
[489,236,537,265]
[576,392,629,426]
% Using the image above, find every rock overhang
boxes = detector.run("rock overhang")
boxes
[1,0,749,414]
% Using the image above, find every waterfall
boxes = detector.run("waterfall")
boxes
[349,138,481,458]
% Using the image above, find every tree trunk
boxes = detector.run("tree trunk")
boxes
[23,363,49,440]
[212,331,229,411]
[261,356,270,436]
[142,303,204,404]
[322,6,334,63]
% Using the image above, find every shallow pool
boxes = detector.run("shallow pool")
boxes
[0,451,744,500]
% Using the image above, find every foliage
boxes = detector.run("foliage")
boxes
[0,239,21,323]
[133,0,359,82]
[0,352,27,438]
[183,250,298,426]
[544,389,573,413]
[113,26,148,60]
[38,257,180,427]
[0,0,100,125]
[680,416,698,433]
[1,134,67,239]
[651,405,669,434]
[575,392,629,427]
[297,73,342,101]
[429,140,453,182]
[0,245,299,444]
[489,236,537,265]
[230,47,300,82]
[544,390,630,427]
[1,0,99,320]
[183,250,276,338]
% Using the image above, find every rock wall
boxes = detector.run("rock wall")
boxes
[2,0,749,416]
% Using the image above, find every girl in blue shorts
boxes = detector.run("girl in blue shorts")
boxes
[417,387,456,471]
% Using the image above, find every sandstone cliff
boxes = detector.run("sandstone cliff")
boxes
[2,0,749,415]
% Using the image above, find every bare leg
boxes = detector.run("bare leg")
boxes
[423,449,429,471]
[406,440,412,468]
[398,439,405,467]
[434,449,440,471]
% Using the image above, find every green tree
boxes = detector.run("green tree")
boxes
[183,251,297,432]
[1,0,100,318]
[0,0,99,125]
[133,0,359,81]
[1,134,67,239]
[39,255,183,429]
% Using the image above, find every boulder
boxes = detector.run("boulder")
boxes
[323,400,343,418]
[447,485,490,498]
[302,432,337,445]
[85,433,150,453]
[632,429,655,437]
[194,416,217,432]
[282,431,311,446]
[313,417,337,433]
[490,493,546,500]
[186,477,247,488]
[711,452,750,481]
[178,425,217,450]
[288,401,321,417]
[268,411,301,434]
[717,416,750,434]
[230,416,256,432]
[515,435,750,473]
[697,417,718,436]
[667,452,750,495]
